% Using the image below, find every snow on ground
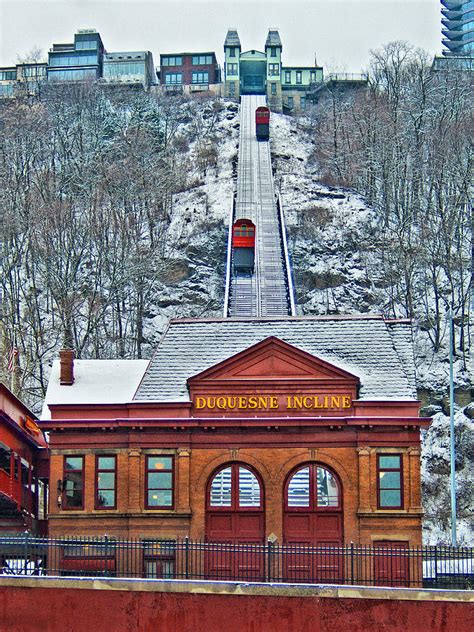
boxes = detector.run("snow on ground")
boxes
[270,112,384,316]
[422,408,473,545]
[144,100,240,344]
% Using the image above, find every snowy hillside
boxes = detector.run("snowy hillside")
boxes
[0,75,471,544]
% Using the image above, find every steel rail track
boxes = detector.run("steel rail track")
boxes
[227,95,292,317]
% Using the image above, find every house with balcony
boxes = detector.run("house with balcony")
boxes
[0,62,48,98]
[159,52,220,94]
[281,65,323,112]
[0,384,49,535]
[103,51,156,89]
[0,67,16,98]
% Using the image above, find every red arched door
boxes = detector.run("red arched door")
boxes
[283,464,343,582]
[206,464,264,580]
[206,464,264,543]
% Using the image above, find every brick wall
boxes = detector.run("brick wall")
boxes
[48,434,423,544]
[160,54,218,85]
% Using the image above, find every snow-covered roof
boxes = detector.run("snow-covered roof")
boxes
[385,320,417,397]
[134,316,418,402]
[41,359,149,419]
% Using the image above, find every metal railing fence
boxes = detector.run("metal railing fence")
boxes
[0,536,472,590]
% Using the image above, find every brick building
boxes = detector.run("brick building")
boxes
[159,52,220,94]
[42,316,429,551]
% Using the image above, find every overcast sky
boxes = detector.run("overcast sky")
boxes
[0,0,443,72]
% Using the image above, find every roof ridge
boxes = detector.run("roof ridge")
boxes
[168,314,387,324]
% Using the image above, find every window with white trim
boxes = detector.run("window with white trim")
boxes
[209,465,262,508]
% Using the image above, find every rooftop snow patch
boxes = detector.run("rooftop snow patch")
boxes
[134,316,417,402]
[41,359,149,419]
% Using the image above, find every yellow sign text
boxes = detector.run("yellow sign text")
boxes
[194,394,352,411]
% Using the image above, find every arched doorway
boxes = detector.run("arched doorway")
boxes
[283,464,343,581]
[205,464,264,580]
[206,464,264,543]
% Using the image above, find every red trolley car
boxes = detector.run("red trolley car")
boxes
[232,219,256,272]
[255,106,270,141]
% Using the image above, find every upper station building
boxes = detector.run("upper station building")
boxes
[42,316,429,553]
[223,29,323,111]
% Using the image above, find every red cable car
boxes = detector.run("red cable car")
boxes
[255,106,270,141]
[232,219,256,272]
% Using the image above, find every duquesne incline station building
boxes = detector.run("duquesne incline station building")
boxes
[42,315,430,549]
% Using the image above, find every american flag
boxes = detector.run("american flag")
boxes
[7,346,19,372]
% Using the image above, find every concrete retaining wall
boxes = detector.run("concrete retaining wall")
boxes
[0,577,472,631]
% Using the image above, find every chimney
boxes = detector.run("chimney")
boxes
[59,349,75,385]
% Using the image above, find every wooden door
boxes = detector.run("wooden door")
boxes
[374,541,409,587]
[206,464,264,581]
[283,464,343,583]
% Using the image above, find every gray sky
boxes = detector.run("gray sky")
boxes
[0,1,443,72]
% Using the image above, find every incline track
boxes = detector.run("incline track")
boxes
[227,95,293,317]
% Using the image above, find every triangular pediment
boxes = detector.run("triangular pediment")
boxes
[188,337,359,384]
[240,50,266,61]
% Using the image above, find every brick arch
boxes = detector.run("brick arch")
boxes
[194,451,272,493]
[206,461,265,510]
[275,450,354,493]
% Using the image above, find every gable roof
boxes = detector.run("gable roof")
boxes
[134,316,417,402]
[188,336,360,383]
[240,50,266,60]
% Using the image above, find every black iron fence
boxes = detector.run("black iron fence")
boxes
[0,536,472,590]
